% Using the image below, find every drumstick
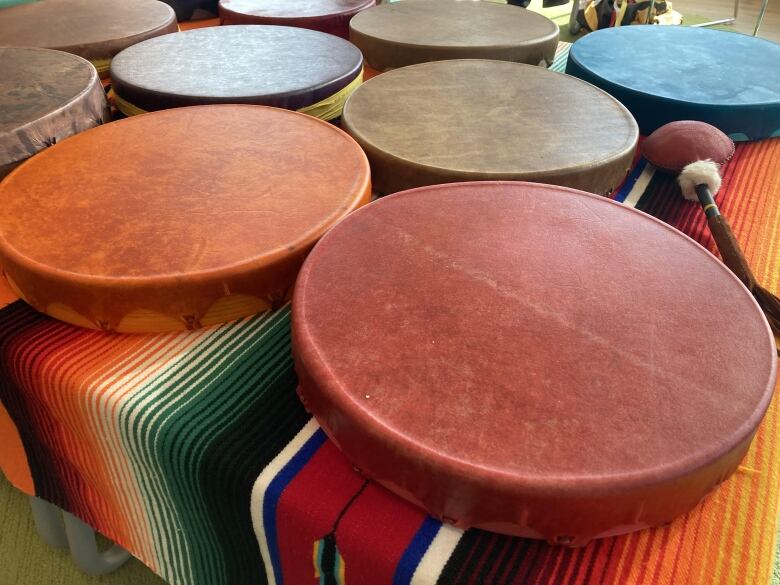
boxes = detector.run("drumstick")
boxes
[678,160,780,339]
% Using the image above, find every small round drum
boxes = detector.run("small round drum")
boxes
[0,48,109,179]
[349,0,559,73]
[292,181,777,545]
[0,106,371,333]
[218,0,375,38]
[565,27,780,140]
[342,60,638,195]
[110,26,364,120]
[0,0,178,79]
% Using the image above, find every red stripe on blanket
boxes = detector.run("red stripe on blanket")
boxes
[275,440,430,584]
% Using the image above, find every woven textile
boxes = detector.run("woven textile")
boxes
[1,42,779,585]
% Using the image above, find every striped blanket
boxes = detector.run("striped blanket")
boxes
[1,44,779,585]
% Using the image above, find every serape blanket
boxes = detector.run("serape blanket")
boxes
[1,43,780,585]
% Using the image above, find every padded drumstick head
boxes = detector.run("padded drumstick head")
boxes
[678,160,722,201]
[641,120,735,173]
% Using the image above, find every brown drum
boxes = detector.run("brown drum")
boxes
[292,181,777,545]
[350,0,559,73]
[0,106,371,333]
[0,0,178,79]
[341,59,638,195]
[0,47,109,179]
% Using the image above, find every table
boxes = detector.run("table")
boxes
[1,43,779,585]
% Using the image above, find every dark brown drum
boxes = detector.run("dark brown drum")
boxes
[109,26,363,120]
[292,181,777,545]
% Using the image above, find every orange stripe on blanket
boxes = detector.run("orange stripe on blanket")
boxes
[611,378,780,585]
[179,17,220,31]
[0,275,18,309]
[0,400,33,493]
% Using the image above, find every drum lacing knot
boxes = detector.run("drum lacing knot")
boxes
[183,315,202,330]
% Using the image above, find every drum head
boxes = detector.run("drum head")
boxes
[1,47,108,175]
[0,106,371,332]
[565,27,780,140]
[293,181,776,544]
[349,0,559,71]
[0,0,178,64]
[110,26,363,112]
[341,60,638,195]
[218,0,375,37]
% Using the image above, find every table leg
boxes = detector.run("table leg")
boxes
[28,496,68,549]
[690,0,739,27]
[62,511,131,575]
[754,0,769,35]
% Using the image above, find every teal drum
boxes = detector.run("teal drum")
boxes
[565,26,780,141]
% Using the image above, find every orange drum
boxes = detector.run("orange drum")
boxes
[0,48,109,179]
[0,0,178,79]
[293,181,777,545]
[0,106,371,333]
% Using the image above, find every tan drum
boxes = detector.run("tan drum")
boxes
[0,0,178,79]
[342,59,639,195]
[350,0,559,73]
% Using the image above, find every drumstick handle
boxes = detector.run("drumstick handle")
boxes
[696,184,780,343]
[694,184,757,288]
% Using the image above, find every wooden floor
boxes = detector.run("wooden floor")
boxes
[673,0,780,41]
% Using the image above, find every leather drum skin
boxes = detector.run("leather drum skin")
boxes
[0,47,109,179]
[0,106,371,333]
[292,181,777,545]
[641,121,735,174]
[565,27,780,140]
[0,0,178,79]
[110,26,364,120]
[341,59,638,195]
[218,0,375,38]
[350,0,559,73]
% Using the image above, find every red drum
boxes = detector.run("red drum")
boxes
[292,181,777,545]
[218,0,375,38]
